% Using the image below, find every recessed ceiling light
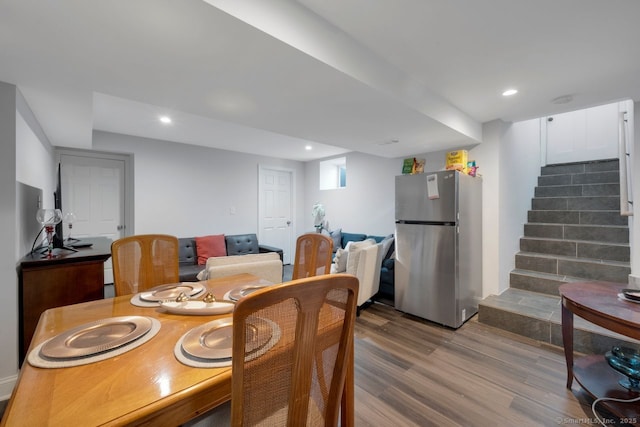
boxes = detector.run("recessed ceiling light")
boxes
[305,145,312,151]
[159,116,172,124]
[502,89,518,97]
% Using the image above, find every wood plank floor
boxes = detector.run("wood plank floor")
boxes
[354,302,634,427]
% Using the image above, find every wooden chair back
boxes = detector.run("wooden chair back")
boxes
[291,233,334,280]
[231,273,359,426]
[111,234,179,296]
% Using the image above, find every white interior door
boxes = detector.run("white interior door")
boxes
[258,166,293,265]
[60,154,125,283]
[545,102,620,164]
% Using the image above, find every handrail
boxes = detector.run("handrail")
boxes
[619,111,633,216]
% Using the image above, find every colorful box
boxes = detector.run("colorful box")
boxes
[402,157,426,174]
[445,150,468,173]
[402,158,415,174]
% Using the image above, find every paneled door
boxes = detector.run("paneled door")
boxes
[258,166,293,265]
[60,153,126,283]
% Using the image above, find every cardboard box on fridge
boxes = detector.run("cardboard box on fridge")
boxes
[445,150,468,173]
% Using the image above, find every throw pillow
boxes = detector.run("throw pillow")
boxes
[345,239,375,273]
[333,246,349,273]
[380,236,395,260]
[195,234,226,265]
[330,228,342,250]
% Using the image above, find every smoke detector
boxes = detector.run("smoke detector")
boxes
[551,95,573,104]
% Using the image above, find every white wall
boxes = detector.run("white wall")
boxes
[470,121,504,296]
[499,119,542,294]
[16,99,56,257]
[0,82,18,400]
[92,131,307,242]
[303,151,397,236]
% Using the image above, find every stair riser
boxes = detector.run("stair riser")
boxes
[520,239,629,262]
[515,254,630,283]
[531,196,619,211]
[528,210,628,226]
[538,171,620,187]
[535,183,619,197]
[541,160,619,176]
[479,304,634,354]
[510,271,566,295]
[524,224,629,243]
[478,306,552,343]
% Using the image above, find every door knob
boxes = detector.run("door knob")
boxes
[117,225,125,231]
[286,221,291,226]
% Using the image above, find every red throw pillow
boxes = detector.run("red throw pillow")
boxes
[195,234,226,265]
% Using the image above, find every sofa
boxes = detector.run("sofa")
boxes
[326,229,395,306]
[178,233,283,282]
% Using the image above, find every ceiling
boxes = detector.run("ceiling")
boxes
[1,0,639,161]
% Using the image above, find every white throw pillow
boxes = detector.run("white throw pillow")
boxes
[333,247,349,273]
[345,239,375,274]
[331,241,353,273]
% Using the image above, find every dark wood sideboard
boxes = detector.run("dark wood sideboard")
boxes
[18,237,112,364]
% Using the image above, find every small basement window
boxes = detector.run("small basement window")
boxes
[319,157,346,190]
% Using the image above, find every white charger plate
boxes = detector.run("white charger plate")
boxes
[224,284,268,301]
[159,300,234,316]
[139,282,205,302]
[40,316,153,359]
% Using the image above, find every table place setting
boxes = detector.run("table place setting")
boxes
[174,316,281,368]
[28,315,161,368]
[130,282,206,307]
[223,283,269,302]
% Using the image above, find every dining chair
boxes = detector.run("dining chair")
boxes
[231,273,359,426]
[291,232,334,280]
[111,234,180,296]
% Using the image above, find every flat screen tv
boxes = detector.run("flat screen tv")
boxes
[53,163,64,248]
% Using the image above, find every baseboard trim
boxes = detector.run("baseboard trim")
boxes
[629,274,640,289]
[0,374,17,401]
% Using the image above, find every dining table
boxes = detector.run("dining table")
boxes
[1,274,280,426]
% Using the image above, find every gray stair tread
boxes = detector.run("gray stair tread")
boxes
[480,288,559,321]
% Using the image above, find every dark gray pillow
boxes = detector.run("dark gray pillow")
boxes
[330,228,342,250]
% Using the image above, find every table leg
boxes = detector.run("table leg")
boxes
[561,299,574,389]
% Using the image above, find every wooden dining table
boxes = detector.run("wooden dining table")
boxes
[1,274,272,426]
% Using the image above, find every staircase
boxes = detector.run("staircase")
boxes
[478,159,634,354]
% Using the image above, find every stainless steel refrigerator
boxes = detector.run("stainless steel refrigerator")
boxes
[395,170,482,328]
